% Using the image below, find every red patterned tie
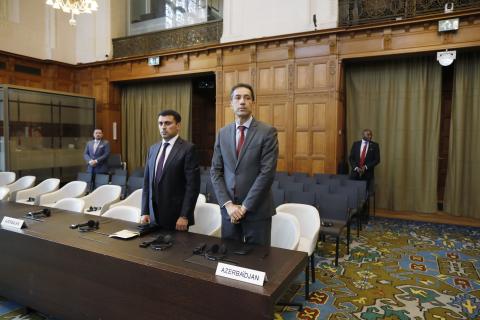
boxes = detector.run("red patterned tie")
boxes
[236,126,246,157]
[155,142,169,183]
[359,143,367,167]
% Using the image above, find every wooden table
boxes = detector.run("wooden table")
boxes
[0,202,307,320]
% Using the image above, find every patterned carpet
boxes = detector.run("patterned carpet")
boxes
[1,218,479,320]
[278,218,480,320]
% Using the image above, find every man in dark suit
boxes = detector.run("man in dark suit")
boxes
[141,110,200,231]
[83,128,110,174]
[349,128,380,190]
[211,83,279,246]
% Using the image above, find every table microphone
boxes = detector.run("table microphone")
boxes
[70,220,97,229]
[27,208,51,218]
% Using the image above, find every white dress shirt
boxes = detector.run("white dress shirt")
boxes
[154,134,179,176]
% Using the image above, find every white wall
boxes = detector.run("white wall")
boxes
[0,0,119,64]
[221,0,338,43]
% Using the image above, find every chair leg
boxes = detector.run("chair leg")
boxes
[346,223,350,255]
[335,236,339,266]
[305,264,309,300]
[310,254,315,283]
[357,215,360,237]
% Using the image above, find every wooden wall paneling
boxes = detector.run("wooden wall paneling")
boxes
[256,61,288,96]
[189,51,217,70]
[295,57,332,94]
[215,69,224,134]
[292,93,332,174]
[255,97,289,172]
[222,48,251,66]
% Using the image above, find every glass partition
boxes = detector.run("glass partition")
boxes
[129,0,222,35]
[1,85,95,182]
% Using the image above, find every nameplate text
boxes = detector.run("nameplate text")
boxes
[215,262,265,286]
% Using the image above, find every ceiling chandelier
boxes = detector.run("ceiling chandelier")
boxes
[46,0,98,26]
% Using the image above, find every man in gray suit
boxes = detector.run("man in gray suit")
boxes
[211,83,278,246]
[83,128,110,174]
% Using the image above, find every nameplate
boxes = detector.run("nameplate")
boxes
[1,216,26,230]
[215,262,265,286]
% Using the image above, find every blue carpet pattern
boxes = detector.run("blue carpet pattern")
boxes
[278,218,480,320]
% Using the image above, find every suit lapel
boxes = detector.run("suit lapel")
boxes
[150,143,162,181]
[236,119,258,170]
[228,123,237,162]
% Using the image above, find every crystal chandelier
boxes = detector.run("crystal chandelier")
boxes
[46,0,99,26]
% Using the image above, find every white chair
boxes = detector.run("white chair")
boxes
[270,211,303,309]
[102,205,141,223]
[38,181,87,207]
[189,203,221,237]
[53,198,85,213]
[0,186,10,200]
[196,193,206,207]
[0,172,15,186]
[79,184,121,216]
[271,212,300,250]
[110,188,142,210]
[277,203,321,299]
[16,178,60,205]
[6,176,36,201]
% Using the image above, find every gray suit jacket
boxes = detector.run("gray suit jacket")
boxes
[210,118,278,221]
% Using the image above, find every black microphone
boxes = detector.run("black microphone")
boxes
[27,208,51,217]
[313,14,317,29]
[70,220,97,229]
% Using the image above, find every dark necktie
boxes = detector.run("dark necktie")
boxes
[236,126,246,157]
[359,143,368,167]
[155,142,169,183]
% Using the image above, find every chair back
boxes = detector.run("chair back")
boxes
[304,183,329,194]
[0,186,9,200]
[53,198,85,213]
[316,192,349,222]
[16,178,60,203]
[130,167,145,177]
[7,176,36,200]
[280,182,303,192]
[107,153,123,171]
[276,203,320,255]
[196,193,207,206]
[102,205,141,223]
[77,172,93,192]
[0,172,15,186]
[94,173,110,189]
[271,212,300,250]
[81,184,122,210]
[285,190,315,206]
[272,188,285,208]
[110,188,142,209]
[189,203,221,237]
[38,181,87,206]
[126,176,144,196]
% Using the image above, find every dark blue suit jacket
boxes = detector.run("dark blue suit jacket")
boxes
[141,137,200,230]
[83,139,110,173]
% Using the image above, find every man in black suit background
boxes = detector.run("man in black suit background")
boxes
[349,128,380,190]
[141,110,200,231]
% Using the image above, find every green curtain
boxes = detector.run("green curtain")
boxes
[346,56,442,213]
[121,80,192,171]
[444,52,480,218]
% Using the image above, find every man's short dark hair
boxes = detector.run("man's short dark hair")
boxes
[230,83,255,101]
[158,109,182,123]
